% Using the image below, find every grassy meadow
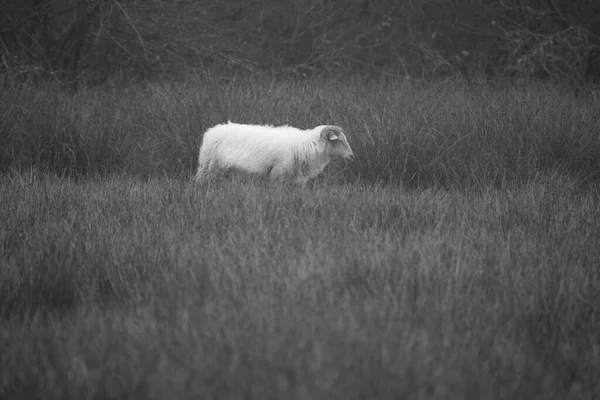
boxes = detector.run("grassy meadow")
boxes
[1,76,600,399]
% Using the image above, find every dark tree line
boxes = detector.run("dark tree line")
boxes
[1,0,599,86]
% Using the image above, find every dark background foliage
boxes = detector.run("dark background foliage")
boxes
[2,0,600,87]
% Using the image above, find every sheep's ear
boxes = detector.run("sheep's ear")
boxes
[322,128,339,141]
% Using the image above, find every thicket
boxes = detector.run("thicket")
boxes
[1,0,600,86]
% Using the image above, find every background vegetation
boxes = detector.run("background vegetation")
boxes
[2,0,600,86]
[1,1,600,399]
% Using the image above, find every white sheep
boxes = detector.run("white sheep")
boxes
[194,122,354,185]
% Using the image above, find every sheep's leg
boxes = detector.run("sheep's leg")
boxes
[195,159,217,183]
[269,164,308,186]
[194,162,208,182]
[268,164,286,181]
[294,176,309,186]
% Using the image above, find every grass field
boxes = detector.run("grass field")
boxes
[1,76,600,399]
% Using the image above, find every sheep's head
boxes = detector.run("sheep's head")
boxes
[319,125,355,161]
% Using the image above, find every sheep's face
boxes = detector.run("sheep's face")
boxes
[320,126,355,161]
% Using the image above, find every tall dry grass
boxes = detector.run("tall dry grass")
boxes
[2,77,599,187]
[1,76,599,399]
